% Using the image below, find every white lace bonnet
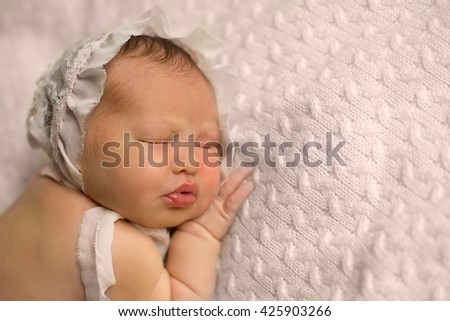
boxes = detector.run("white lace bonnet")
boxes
[26,7,236,191]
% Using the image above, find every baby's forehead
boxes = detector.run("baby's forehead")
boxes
[93,37,218,128]
[101,56,212,110]
[95,54,218,128]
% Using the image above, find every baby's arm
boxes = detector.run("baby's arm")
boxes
[106,166,254,301]
[167,166,254,300]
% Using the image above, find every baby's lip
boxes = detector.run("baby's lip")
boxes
[167,182,199,197]
[162,182,199,207]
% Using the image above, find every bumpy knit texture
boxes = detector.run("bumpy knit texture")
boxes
[167,0,450,300]
[1,0,450,300]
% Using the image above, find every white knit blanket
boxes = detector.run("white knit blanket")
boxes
[1,0,449,300]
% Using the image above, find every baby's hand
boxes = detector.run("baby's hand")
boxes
[178,167,255,241]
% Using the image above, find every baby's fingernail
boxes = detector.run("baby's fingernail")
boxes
[244,180,254,188]
[242,166,254,174]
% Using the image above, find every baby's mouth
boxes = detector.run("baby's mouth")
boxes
[162,182,198,207]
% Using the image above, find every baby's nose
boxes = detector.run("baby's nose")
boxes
[171,140,201,174]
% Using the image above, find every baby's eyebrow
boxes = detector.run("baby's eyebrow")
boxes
[137,118,180,130]
[102,77,129,113]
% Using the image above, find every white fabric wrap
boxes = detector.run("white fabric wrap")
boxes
[77,207,170,300]
[26,7,237,191]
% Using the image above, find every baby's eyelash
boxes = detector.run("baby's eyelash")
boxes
[200,142,221,149]
[139,139,223,154]
[140,139,170,144]
[200,142,224,156]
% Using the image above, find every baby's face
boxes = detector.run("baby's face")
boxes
[81,56,222,228]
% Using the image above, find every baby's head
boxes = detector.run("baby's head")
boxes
[27,8,230,228]
[82,35,222,227]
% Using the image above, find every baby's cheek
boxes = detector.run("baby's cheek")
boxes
[202,165,221,199]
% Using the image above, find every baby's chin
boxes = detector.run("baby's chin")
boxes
[113,203,205,229]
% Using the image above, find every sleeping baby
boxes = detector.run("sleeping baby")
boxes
[0,8,254,300]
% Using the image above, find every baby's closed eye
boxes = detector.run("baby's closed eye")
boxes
[141,139,171,144]
[199,141,223,156]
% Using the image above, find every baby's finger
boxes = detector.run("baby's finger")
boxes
[222,179,254,215]
[218,167,254,201]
